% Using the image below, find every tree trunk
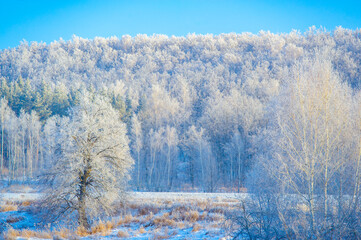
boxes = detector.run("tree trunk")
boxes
[78,168,90,229]
[167,144,171,189]
[137,150,140,190]
[78,196,88,229]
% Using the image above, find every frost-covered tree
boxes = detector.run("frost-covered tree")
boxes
[164,125,178,189]
[183,126,208,189]
[1,29,361,191]
[42,92,133,229]
[130,114,143,189]
[245,53,361,238]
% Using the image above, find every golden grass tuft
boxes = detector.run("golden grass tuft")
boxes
[89,220,115,236]
[4,229,52,240]
[192,223,202,232]
[26,230,53,239]
[0,203,18,212]
[91,220,108,235]
[75,226,90,237]
[117,214,137,226]
[21,201,32,207]
[185,210,199,222]
[152,213,176,227]
[4,228,20,240]
[106,220,114,229]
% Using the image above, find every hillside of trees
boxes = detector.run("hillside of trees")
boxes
[0,27,360,192]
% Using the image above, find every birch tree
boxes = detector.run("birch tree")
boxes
[261,54,357,236]
[130,114,143,189]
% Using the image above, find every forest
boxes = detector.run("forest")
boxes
[0,27,360,195]
[0,26,361,238]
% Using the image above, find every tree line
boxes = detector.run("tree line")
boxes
[0,28,360,193]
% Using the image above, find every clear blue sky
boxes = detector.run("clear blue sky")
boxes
[0,0,360,49]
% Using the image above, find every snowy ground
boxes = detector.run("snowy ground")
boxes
[0,191,243,239]
[1,191,246,202]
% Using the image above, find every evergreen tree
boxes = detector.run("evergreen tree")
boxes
[19,79,34,112]
[33,92,51,121]
[51,83,70,116]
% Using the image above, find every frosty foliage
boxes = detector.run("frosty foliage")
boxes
[240,53,361,239]
[41,92,133,227]
[0,28,360,193]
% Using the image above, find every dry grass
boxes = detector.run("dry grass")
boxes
[185,210,200,222]
[152,213,176,227]
[90,220,114,236]
[139,226,147,234]
[117,214,139,226]
[177,222,186,229]
[124,197,230,238]
[75,226,89,237]
[192,223,202,232]
[208,212,225,222]
[208,206,225,214]
[21,201,32,207]
[4,228,52,240]
[53,228,71,239]
[138,204,160,215]
[127,202,139,209]
[117,230,130,238]
[4,228,19,240]
[200,211,208,220]
[152,227,178,240]
[22,229,52,239]
[195,200,208,210]
[142,211,154,223]
[0,203,18,212]
[3,193,232,239]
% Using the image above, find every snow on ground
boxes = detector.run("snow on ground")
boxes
[1,191,247,202]
[0,193,41,202]
[1,191,243,239]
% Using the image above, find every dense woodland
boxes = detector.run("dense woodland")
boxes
[0,27,360,193]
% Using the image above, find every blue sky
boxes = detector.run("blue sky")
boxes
[0,0,360,49]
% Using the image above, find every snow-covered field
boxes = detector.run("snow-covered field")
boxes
[1,191,246,202]
[0,191,243,239]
